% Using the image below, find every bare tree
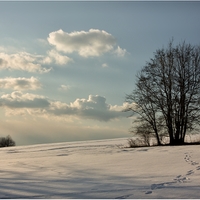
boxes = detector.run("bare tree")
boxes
[125,70,164,145]
[130,121,154,146]
[125,41,200,145]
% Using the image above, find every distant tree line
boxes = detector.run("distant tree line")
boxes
[0,135,16,147]
[125,40,200,146]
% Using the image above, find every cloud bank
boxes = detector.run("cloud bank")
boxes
[0,49,73,73]
[0,77,41,90]
[48,29,127,58]
[0,92,129,121]
[0,52,51,73]
[49,95,122,121]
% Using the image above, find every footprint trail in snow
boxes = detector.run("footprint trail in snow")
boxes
[145,151,200,196]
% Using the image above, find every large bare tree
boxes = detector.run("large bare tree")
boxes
[125,41,200,145]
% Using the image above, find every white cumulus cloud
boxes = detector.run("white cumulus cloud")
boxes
[0,77,41,90]
[49,95,129,121]
[114,46,128,57]
[102,63,108,68]
[0,92,130,121]
[0,52,51,73]
[43,49,73,65]
[110,102,132,112]
[58,84,71,91]
[0,91,50,109]
[47,29,118,58]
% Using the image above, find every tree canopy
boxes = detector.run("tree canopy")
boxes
[0,135,16,147]
[125,41,200,145]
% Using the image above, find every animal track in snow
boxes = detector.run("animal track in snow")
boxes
[145,151,199,196]
[115,194,133,199]
[184,152,199,166]
[196,166,200,170]
[191,161,199,165]
[186,170,194,176]
[174,175,189,183]
[145,190,152,194]
[145,181,176,195]
[183,152,200,178]
[150,182,175,190]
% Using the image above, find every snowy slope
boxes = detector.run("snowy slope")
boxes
[0,138,200,199]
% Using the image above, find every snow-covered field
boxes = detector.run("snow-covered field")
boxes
[0,138,200,199]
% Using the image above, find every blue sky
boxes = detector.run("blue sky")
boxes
[0,1,199,145]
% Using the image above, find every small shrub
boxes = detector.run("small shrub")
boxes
[127,138,147,148]
[129,122,153,147]
[0,135,16,148]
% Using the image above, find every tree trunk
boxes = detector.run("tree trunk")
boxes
[154,128,161,145]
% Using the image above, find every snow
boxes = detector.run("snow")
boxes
[0,138,200,199]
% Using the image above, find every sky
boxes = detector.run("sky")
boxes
[0,1,199,146]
